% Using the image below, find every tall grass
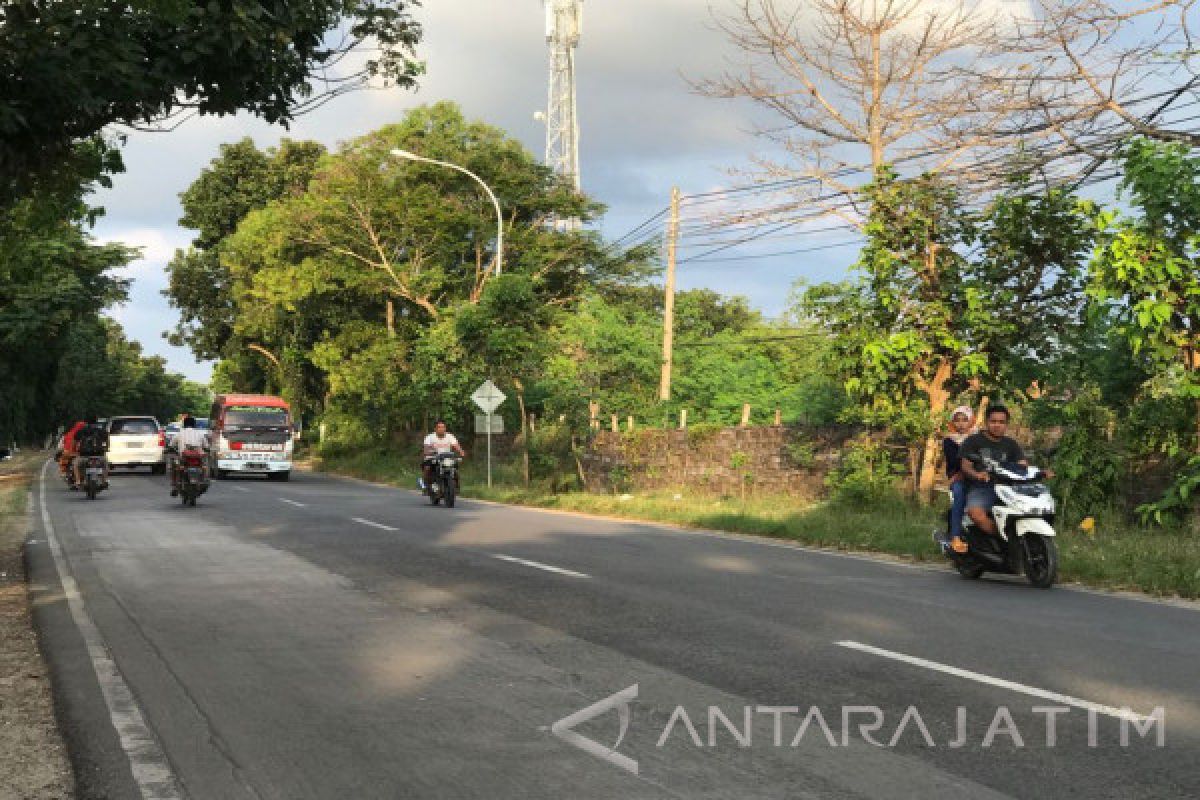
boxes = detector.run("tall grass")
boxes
[316,448,1200,599]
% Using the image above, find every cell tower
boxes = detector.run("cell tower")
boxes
[544,0,582,229]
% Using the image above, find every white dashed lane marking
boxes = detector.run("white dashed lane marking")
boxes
[351,517,399,532]
[491,554,590,579]
[837,640,1155,723]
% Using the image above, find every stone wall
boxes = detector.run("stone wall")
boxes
[580,425,857,499]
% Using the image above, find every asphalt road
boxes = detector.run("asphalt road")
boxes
[27,463,1200,799]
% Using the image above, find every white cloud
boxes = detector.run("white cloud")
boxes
[98,227,190,280]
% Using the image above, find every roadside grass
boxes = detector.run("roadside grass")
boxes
[317,448,1200,600]
[0,451,75,798]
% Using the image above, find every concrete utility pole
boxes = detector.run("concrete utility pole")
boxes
[544,0,583,231]
[659,186,681,401]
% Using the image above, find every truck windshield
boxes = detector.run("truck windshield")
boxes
[225,407,289,428]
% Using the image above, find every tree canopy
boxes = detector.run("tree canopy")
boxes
[0,1,423,204]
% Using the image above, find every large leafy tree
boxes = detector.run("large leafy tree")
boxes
[211,103,646,435]
[0,140,204,442]
[164,138,327,362]
[0,1,422,204]
[1090,139,1200,522]
[0,150,134,442]
[1091,139,1200,442]
[803,169,1094,500]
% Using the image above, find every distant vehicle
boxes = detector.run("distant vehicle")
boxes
[166,418,209,446]
[209,395,293,481]
[106,416,166,474]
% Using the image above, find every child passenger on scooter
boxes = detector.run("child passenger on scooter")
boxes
[943,406,975,553]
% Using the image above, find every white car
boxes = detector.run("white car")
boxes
[106,416,166,473]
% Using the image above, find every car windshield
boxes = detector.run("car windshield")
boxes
[110,418,158,435]
[225,407,289,428]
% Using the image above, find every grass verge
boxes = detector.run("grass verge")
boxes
[0,452,74,799]
[317,449,1200,600]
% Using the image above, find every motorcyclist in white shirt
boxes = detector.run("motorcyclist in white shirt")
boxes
[170,415,210,497]
[420,420,466,489]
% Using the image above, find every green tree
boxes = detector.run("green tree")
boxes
[1089,139,1200,523]
[0,153,134,442]
[165,138,327,361]
[0,1,422,203]
[803,169,1092,500]
[1091,139,1200,451]
[206,103,646,440]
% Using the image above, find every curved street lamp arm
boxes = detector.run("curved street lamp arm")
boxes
[390,150,504,276]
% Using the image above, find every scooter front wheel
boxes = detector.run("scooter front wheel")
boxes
[954,558,985,580]
[1023,535,1058,589]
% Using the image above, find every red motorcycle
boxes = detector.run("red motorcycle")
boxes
[176,449,210,507]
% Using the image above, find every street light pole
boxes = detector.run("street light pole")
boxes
[390,148,504,276]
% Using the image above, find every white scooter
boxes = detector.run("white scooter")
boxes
[945,462,1059,588]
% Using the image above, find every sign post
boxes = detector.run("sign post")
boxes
[471,379,507,488]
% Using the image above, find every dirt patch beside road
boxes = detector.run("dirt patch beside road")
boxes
[1,453,74,799]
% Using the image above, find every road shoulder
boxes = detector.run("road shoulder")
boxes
[1,453,74,799]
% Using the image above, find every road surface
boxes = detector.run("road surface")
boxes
[27,463,1200,799]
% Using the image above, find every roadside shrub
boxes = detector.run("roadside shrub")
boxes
[1051,387,1122,520]
[826,435,905,505]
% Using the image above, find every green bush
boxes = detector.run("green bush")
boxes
[1051,387,1122,519]
[826,436,905,505]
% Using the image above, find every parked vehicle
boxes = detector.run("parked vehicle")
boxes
[176,448,210,506]
[209,395,293,480]
[81,455,108,500]
[943,462,1059,588]
[106,416,166,474]
[425,453,461,507]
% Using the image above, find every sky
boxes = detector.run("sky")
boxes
[92,0,1030,383]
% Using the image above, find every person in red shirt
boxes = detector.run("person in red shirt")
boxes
[60,420,86,483]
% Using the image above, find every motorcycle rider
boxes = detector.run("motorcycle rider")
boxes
[169,415,210,497]
[942,406,976,554]
[420,420,466,490]
[959,405,1051,537]
[73,416,110,488]
[60,419,87,487]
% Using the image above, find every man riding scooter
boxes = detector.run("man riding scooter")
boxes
[959,405,1053,543]
[419,420,466,492]
[59,419,86,488]
[169,415,210,497]
[72,417,110,489]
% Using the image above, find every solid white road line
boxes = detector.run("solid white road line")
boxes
[278,497,306,508]
[491,554,590,579]
[37,461,183,799]
[836,640,1152,723]
[230,485,250,493]
[351,517,399,532]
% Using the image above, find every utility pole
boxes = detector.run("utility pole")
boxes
[659,186,681,401]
